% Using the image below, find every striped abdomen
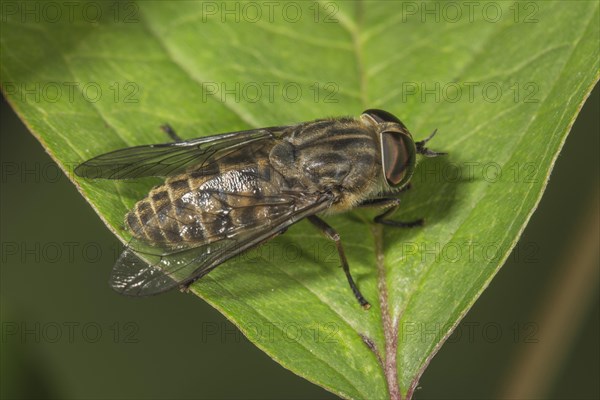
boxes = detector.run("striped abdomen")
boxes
[125,155,292,248]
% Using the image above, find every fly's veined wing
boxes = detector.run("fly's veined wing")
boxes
[111,189,332,296]
[74,126,291,179]
[111,238,240,296]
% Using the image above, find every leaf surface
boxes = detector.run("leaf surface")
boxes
[1,1,598,398]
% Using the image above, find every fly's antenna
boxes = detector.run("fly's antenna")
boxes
[416,129,447,157]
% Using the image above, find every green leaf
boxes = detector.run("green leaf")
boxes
[2,1,598,398]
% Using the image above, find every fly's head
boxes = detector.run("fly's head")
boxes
[360,109,446,191]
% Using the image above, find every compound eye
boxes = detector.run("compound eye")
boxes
[381,131,416,187]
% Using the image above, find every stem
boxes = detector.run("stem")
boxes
[372,224,401,400]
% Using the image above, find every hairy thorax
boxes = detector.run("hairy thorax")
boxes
[269,118,384,212]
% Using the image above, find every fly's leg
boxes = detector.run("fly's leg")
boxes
[358,196,424,228]
[374,204,423,228]
[358,197,400,209]
[161,124,183,142]
[307,216,371,310]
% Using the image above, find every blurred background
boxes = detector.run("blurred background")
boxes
[1,83,598,399]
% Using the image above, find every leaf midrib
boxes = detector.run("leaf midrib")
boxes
[400,3,600,394]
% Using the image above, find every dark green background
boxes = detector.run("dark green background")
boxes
[1,85,598,399]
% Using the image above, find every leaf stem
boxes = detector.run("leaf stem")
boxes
[372,224,401,400]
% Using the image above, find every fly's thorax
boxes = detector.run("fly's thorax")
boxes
[269,118,383,207]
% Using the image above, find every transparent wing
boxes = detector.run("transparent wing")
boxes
[74,126,291,179]
[110,191,331,296]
